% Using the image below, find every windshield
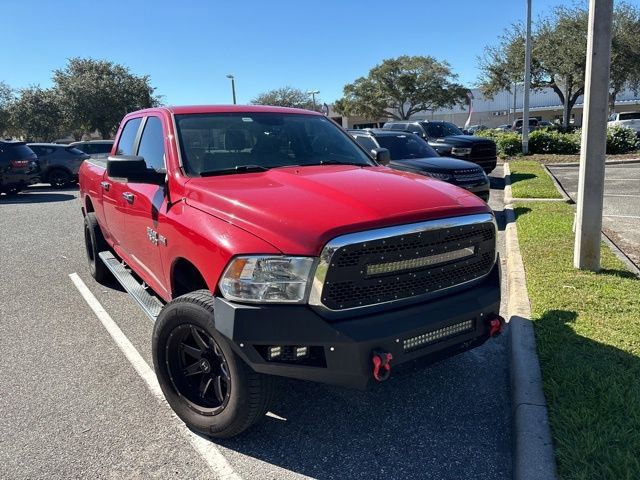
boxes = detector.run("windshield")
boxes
[376,134,439,160]
[175,113,374,175]
[422,122,464,138]
[619,112,640,120]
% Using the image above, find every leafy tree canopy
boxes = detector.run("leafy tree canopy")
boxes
[479,2,640,128]
[251,86,320,111]
[334,55,467,120]
[0,81,14,136]
[7,86,64,142]
[53,58,161,139]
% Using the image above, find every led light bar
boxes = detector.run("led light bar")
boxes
[367,247,475,276]
[403,319,474,351]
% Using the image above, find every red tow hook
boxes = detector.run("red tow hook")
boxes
[489,315,506,337]
[372,350,393,382]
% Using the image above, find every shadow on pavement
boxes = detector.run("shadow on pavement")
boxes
[0,191,76,204]
[217,340,512,480]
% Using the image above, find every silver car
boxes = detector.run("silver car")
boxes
[27,143,90,187]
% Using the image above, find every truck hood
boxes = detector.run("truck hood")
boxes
[184,165,491,255]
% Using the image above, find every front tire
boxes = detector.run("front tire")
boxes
[152,290,274,438]
[48,168,73,188]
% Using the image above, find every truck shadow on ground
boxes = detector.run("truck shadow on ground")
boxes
[520,307,640,479]
[217,336,512,480]
[0,191,76,204]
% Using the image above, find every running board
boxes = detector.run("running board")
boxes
[98,251,164,321]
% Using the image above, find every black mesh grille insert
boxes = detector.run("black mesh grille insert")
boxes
[321,221,495,310]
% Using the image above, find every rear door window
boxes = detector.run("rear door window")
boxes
[354,136,378,152]
[116,118,143,155]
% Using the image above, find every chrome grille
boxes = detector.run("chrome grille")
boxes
[453,168,485,183]
[309,214,497,313]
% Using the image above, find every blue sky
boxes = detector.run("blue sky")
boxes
[1,0,624,105]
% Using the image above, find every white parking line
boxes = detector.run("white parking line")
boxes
[69,273,242,480]
[603,214,640,219]
[603,194,640,197]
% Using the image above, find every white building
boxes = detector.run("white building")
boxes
[330,86,640,129]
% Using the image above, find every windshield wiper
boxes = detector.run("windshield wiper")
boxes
[301,160,370,167]
[200,165,270,176]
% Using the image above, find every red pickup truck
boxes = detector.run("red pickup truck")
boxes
[79,105,503,438]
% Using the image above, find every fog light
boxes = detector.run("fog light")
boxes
[268,346,282,360]
[295,346,309,358]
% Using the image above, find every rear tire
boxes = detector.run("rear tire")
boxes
[84,212,111,283]
[152,290,274,439]
[48,168,73,188]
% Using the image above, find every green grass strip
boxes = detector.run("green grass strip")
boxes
[509,160,562,199]
[515,202,640,479]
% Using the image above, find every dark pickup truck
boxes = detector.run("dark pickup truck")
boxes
[79,105,503,438]
[382,120,498,173]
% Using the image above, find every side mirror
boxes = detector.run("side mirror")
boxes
[371,147,391,166]
[107,155,164,184]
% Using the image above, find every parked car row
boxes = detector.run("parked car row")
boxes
[349,129,490,201]
[0,140,114,195]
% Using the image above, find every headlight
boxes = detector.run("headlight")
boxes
[219,256,315,303]
[424,171,452,181]
[451,147,472,156]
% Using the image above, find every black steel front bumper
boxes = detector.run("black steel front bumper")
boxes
[214,261,501,390]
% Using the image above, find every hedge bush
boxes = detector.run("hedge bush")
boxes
[476,125,639,157]
[528,129,580,155]
[606,125,639,154]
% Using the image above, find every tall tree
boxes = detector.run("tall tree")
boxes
[479,3,640,128]
[610,2,640,111]
[53,58,161,139]
[0,81,14,136]
[251,86,320,110]
[7,86,64,141]
[334,56,467,120]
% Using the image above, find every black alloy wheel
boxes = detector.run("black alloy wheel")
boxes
[165,324,231,415]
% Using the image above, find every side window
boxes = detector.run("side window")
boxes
[116,117,142,155]
[354,136,377,152]
[137,117,165,171]
[406,124,423,135]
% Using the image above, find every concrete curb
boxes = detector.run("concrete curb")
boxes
[548,158,640,168]
[504,204,557,480]
[542,164,572,203]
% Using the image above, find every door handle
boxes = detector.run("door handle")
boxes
[100,181,110,191]
[122,192,135,204]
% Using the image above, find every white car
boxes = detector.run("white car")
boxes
[608,112,640,133]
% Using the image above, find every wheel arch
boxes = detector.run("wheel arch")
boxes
[170,257,211,298]
[45,165,74,181]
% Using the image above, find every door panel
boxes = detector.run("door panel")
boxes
[119,115,170,297]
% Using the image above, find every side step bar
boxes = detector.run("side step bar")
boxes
[98,251,164,321]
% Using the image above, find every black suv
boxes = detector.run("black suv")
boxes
[350,129,490,201]
[382,120,497,173]
[0,141,40,195]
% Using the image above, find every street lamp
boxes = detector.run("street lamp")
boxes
[307,90,320,111]
[226,74,237,105]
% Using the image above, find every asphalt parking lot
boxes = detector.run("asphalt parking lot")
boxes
[548,162,640,267]
[0,169,511,480]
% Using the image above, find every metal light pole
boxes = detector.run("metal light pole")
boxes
[307,90,320,111]
[574,0,614,271]
[226,74,237,105]
[522,0,532,154]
